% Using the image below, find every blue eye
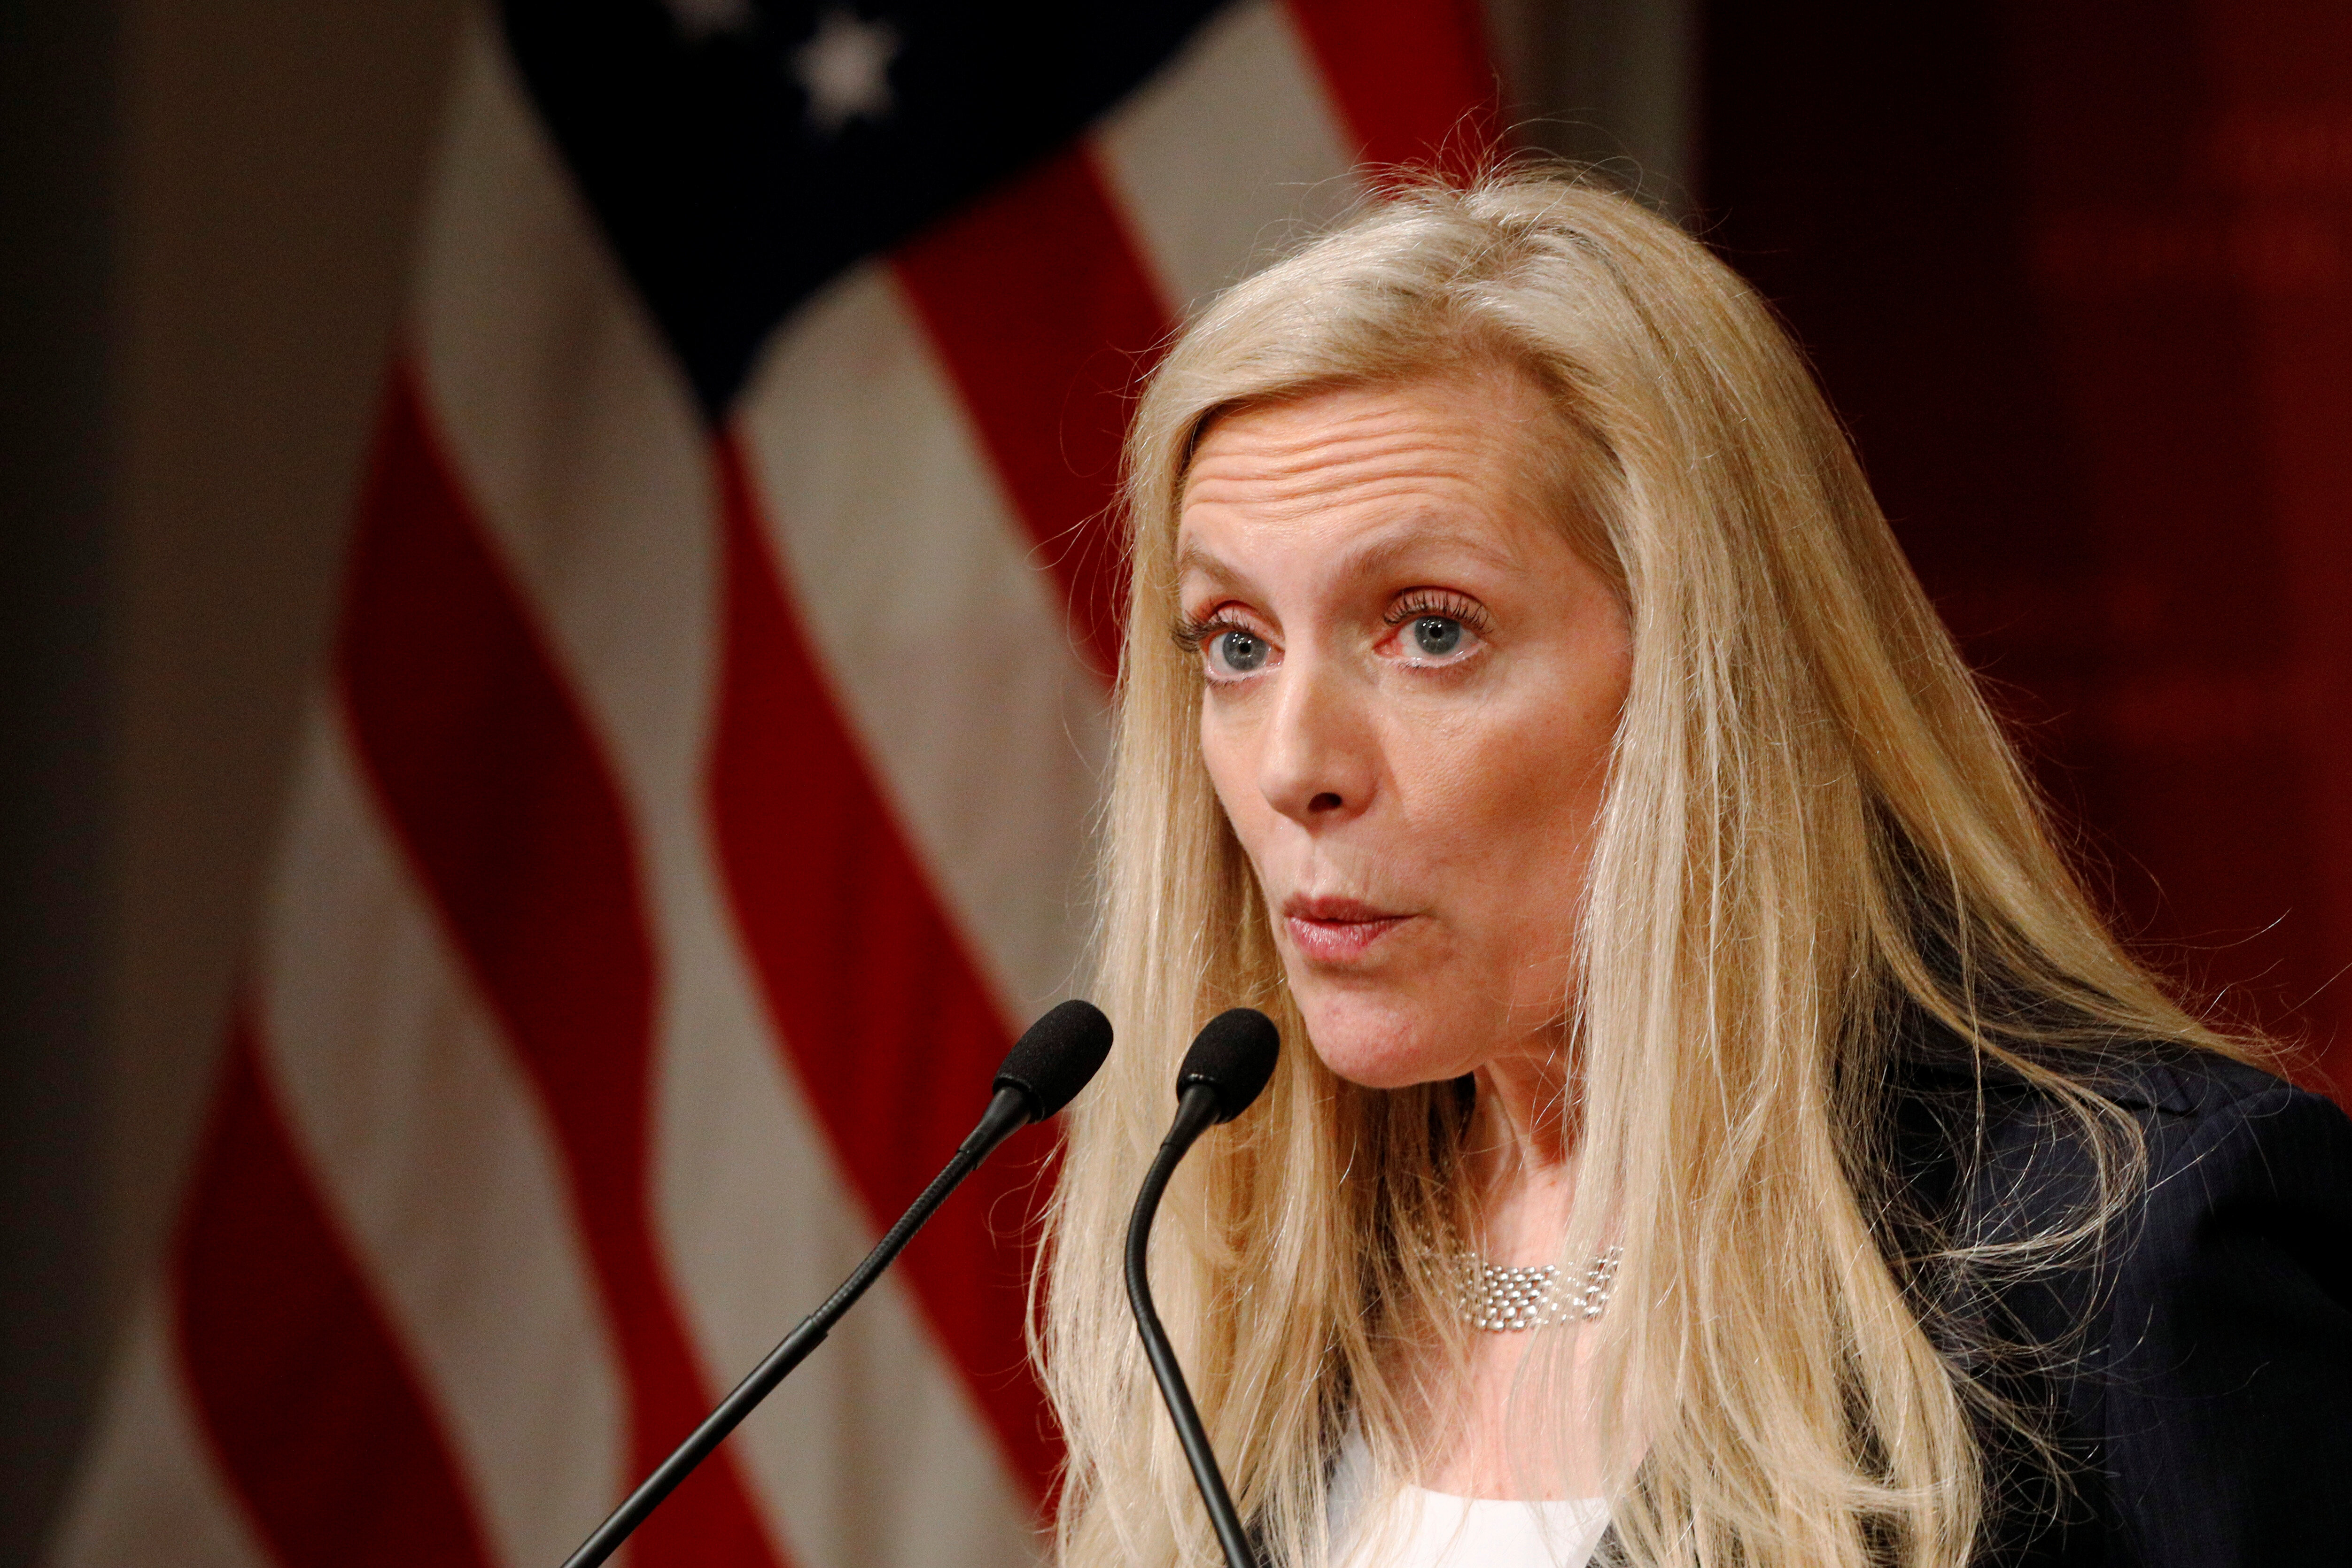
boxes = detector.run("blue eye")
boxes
[1410,616,1463,657]
[1214,629,1269,674]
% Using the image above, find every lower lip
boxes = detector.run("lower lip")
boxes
[1286,914,1409,964]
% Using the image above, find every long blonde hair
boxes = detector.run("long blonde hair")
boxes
[1040,168,2237,1568]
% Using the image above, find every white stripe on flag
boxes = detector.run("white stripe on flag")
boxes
[412,12,719,822]
[1093,0,1361,317]
[255,707,627,1568]
[735,261,1110,1025]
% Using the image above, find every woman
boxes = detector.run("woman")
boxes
[1039,169,2352,1568]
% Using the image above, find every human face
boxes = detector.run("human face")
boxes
[1176,368,1631,1090]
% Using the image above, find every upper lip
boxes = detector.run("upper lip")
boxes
[1281,894,1406,923]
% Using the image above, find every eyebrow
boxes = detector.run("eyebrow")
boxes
[1172,537,1234,585]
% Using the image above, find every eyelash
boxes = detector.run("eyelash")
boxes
[1171,610,1239,656]
[1383,590,1492,636]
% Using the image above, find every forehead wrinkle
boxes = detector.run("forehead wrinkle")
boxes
[1182,423,1503,510]
[1174,511,1528,602]
[1180,377,1561,534]
[1187,468,1494,523]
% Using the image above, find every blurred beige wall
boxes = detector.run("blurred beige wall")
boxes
[7,2,465,1553]
[1487,0,1697,212]
[104,0,462,1326]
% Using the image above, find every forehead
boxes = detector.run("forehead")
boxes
[1184,367,1554,499]
[1175,368,1562,576]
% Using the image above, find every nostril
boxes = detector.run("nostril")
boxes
[1308,792,1343,813]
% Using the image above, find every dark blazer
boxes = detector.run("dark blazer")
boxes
[1893,1042,2352,1567]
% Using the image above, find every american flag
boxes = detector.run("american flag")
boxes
[46,4,1490,1567]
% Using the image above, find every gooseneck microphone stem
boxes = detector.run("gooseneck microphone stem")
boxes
[560,1086,1034,1568]
[1125,1081,1261,1568]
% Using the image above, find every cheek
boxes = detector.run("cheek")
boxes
[1197,707,1266,849]
[1404,697,1614,945]
[1418,695,1610,845]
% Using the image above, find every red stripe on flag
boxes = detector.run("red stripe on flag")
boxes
[709,431,1060,1500]
[1284,0,1498,175]
[336,365,783,1567]
[176,1008,494,1568]
[894,146,1172,683]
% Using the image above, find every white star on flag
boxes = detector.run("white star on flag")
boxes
[794,10,900,134]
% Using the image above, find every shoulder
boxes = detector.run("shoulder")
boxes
[2033,1047,2352,1349]
[2082,1055,2352,1563]
[1894,1038,2351,1217]
[1894,1041,2352,1566]
[2099,1048,2352,1229]
[1894,1041,2352,1310]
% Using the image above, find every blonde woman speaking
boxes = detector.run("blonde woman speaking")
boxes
[1039,170,2352,1568]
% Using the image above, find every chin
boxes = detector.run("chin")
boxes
[1292,988,1470,1090]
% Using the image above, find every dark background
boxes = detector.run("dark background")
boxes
[1704,0,2352,1095]
[5,0,2344,1561]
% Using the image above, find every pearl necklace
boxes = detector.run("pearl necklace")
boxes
[1449,1245,1624,1332]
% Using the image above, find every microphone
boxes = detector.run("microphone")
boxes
[1124,1008,1281,1568]
[561,999,1114,1568]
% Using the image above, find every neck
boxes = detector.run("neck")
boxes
[1464,1040,1581,1264]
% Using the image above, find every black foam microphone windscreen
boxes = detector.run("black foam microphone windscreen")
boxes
[1176,1007,1280,1124]
[993,997,1115,1121]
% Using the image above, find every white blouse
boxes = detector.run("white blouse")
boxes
[1328,1443,1610,1568]
[1333,1486,1610,1568]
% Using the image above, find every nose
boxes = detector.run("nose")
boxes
[1256,650,1375,828]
